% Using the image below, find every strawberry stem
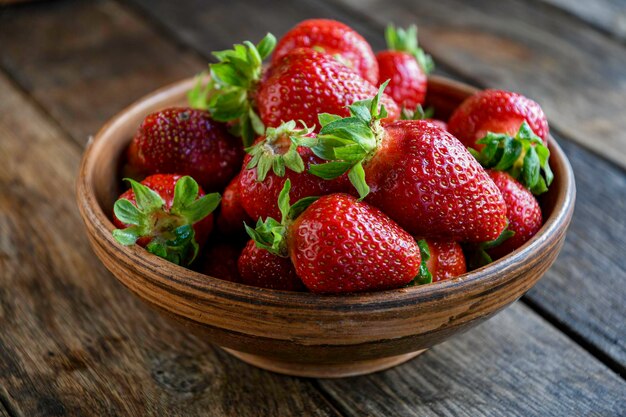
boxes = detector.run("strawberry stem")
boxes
[385,24,434,74]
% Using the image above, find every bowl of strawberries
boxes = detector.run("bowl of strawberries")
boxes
[76,19,575,377]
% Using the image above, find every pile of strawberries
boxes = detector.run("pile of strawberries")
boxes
[112,19,553,294]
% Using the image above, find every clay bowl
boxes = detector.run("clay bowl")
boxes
[76,76,576,378]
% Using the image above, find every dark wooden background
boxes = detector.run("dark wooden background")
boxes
[1,0,625,415]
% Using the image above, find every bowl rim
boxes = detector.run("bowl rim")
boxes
[77,75,576,312]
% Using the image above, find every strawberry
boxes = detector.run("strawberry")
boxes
[238,239,303,291]
[246,181,421,293]
[272,19,379,85]
[200,242,242,283]
[470,121,554,195]
[112,174,220,266]
[448,89,549,150]
[306,84,508,242]
[239,121,350,221]
[376,25,433,110]
[126,107,243,192]
[481,171,543,261]
[189,34,399,146]
[413,239,466,285]
[216,174,251,235]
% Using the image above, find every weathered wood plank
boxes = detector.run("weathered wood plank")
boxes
[327,0,626,169]
[0,73,341,417]
[539,0,626,41]
[0,0,203,145]
[319,303,626,417]
[119,0,626,370]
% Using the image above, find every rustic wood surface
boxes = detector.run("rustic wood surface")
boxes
[0,0,625,416]
[539,0,626,41]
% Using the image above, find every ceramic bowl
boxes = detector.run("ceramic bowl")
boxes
[76,76,575,378]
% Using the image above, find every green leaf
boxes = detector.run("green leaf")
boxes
[333,143,368,162]
[277,179,292,223]
[125,178,164,213]
[522,146,540,190]
[112,227,142,246]
[113,199,142,226]
[289,196,318,219]
[256,33,276,60]
[384,24,434,74]
[283,146,305,173]
[348,162,370,199]
[256,152,273,182]
[172,176,199,213]
[412,239,433,285]
[309,161,353,179]
[493,137,522,171]
[318,113,342,127]
[248,107,265,135]
[211,62,247,87]
[180,192,221,224]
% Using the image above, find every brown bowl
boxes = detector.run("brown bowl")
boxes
[76,76,576,378]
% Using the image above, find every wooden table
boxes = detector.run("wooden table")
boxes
[1,0,625,415]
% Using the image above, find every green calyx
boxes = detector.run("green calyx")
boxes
[305,81,391,200]
[468,228,515,270]
[400,104,435,121]
[112,176,221,266]
[244,179,318,258]
[411,239,433,286]
[245,120,314,182]
[471,121,554,195]
[385,24,434,74]
[187,33,276,147]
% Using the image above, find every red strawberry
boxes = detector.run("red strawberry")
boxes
[484,171,542,260]
[307,85,508,242]
[239,121,350,221]
[259,48,399,131]
[216,174,251,235]
[201,242,242,283]
[246,181,421,293]
[272,19,379,85]
[376,25,433,110]
[238,239,303,291]
[112,174,220,266]
[413,239,466,284]
[448,89,549,150]
[127,107,243,192]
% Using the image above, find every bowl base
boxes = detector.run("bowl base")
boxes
[222,348,427,378]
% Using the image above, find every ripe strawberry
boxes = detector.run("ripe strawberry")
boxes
[448,89,549,150]
[238,239,303,291]
[200,242,242,283]
[112,174,220,266]
[306,84,508,242]
[239,121,350,221]
[127,107,243,192]
[376,25,433,110]
[272,19,379,85]
[259,48,399,131]
[246,181,421,293]
[484,171,542,260]
[216,174,251,235]
[413,239,466,285]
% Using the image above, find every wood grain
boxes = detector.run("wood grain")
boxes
[319,303,626,417]
[539,0,626,41]
[0,0,203,145]
[327,0,626,169]
[118,0,626,372]
[0,73,341,417]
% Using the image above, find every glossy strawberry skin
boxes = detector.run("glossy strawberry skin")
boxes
[201,242,242,283]
[217,174,251,235]
[238,240,303,291]
[423,239,466,282]
[258,49,399,132]
[272,19,379,85]
[127,107,243,192]
[487,171,542,259]
[448,90,549,150]
[288,194,421,294]
[113,174,214,248]
[239,138,351,221]
[365,120,508,242]
[376,51,427,109]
